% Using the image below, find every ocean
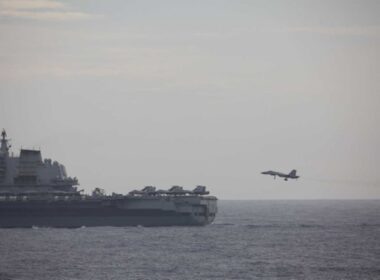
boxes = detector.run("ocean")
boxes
[0,200,379,280]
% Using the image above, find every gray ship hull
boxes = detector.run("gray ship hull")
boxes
[0,196,217,228]
[0,215,209,228]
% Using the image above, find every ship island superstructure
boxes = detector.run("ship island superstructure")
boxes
[0,130,217,227]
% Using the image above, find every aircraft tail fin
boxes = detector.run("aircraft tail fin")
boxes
[289,169,297,177]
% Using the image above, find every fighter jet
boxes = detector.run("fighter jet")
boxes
[261,169,299,181]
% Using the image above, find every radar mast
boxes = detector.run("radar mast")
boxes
[0,129,10,155]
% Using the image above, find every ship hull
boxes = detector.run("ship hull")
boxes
[0,215,211,228]
[0,196,217,228]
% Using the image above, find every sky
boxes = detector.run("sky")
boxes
[0,0,379,199]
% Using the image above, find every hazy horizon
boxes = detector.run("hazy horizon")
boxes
[1,0,379,199]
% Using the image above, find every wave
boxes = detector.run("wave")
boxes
[213,223,380,229]
[213,223,236,226]
[359,223,380,227]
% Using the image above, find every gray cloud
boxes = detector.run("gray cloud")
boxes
[0,0,101,21]
[279,26,380,37]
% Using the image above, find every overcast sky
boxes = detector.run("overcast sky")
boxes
[1,0,379,199]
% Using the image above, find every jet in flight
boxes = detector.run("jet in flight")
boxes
[261,169,299,181]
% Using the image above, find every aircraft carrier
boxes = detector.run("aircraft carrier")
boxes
[0,130,217,227]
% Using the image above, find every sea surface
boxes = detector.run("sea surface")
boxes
[0,200,379,280]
